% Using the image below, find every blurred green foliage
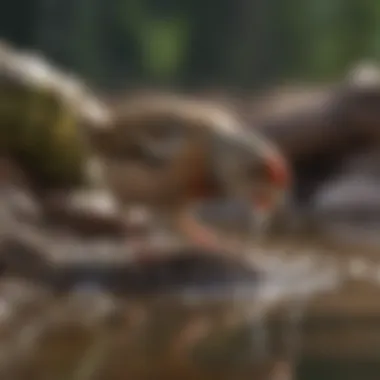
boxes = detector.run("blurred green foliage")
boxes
[1,0,380,90]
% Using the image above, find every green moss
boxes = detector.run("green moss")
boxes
[0,80,90,189]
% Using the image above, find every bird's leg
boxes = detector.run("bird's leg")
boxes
[177,203,227,252]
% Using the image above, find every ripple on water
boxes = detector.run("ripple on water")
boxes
[0,236,347,380]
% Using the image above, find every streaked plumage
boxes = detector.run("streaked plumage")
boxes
[96,94,290,248]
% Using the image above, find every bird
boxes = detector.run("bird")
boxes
[92,93,290,251]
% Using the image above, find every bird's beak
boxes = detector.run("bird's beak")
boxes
[246,135,290,237]
[178,128,290,250]
[251,151,290,226]
[210,127,291,238]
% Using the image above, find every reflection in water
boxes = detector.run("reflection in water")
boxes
[0,247,340,380]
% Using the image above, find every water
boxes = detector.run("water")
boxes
[1,193,380,380]
[0,237,347,380]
